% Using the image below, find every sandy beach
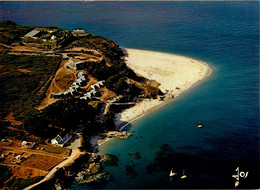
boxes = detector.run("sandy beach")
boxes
[114,48,212,131]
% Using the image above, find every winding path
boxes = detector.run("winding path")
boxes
[52,57,76,93]
[0,42,12,48]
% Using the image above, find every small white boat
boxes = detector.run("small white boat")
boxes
[235,180,239,188]
[197,121,203,128]
[181,170,187,179]
[169,168,177,177]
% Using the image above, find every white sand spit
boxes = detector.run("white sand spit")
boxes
[114,48,212,130]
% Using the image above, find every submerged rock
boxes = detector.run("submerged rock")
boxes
[86,172,112,184]
[146,144,197,175]
[76,172,112,185]
[128,151,141,159]
[125,165,137,178]
[146,144,175,174]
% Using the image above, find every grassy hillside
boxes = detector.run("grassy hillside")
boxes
[0,20,162,141]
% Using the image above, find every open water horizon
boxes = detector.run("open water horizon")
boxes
[1,1,259,189]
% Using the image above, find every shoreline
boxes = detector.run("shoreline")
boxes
[98,48,212,147]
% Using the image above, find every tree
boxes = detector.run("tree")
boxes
[22,109,48,136]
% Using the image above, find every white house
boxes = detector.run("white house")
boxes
[77,72,85,78]
[24,30,40,38]
[64,91,72,97]
[73,29,86,35]
[85,93,92,99]
[72,82,79,86]
[51,138,59,145]
[98,80,105,86]
[77,79,83,86]
[90,80,105,90]
[51,35,56,40]
[15,155,21,160]
[90,89,97,96]
[51,131,71,147]
[90,84,96,89]
[21,141,29,146]
[69,86,75,91]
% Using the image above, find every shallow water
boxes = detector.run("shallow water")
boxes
[1,1,259,189]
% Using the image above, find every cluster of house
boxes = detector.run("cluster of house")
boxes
[0,151,26,163]
[21,141,35,148]
[50,71,87,99]
[75,71,87,86]
[80,80,105,101]
[90,81,104,90]
[51,131,72,147]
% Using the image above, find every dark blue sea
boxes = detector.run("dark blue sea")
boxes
[1,1,259,189]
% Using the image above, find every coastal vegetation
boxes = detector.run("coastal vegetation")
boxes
[22,98,97,138]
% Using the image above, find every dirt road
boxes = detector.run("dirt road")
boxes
[24,149,81,190]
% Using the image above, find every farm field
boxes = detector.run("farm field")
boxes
[22,154,64,171]
[0,139,70,182]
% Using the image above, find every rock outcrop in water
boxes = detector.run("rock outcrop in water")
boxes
[128,151,141,159]
[75,153,112,185]
[106,131,132,139]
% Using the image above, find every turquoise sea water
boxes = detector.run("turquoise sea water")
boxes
[1,1,259,189]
